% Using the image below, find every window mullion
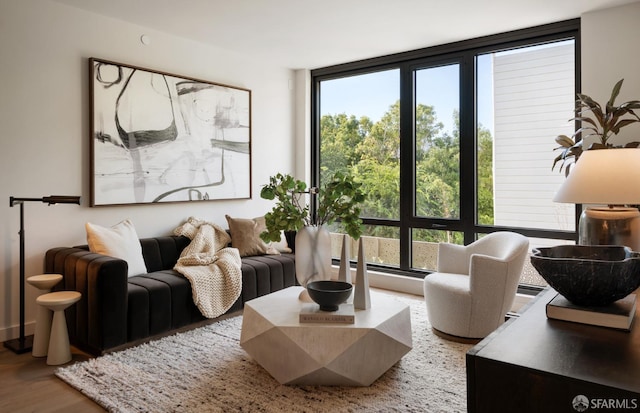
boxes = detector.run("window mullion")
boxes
[460,52,477,244]
[398,63,415,270]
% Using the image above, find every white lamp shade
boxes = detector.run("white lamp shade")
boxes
[553,148,640,205]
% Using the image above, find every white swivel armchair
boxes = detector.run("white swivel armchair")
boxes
[423,232,529,339]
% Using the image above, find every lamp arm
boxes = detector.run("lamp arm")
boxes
[42,195,81,205]
[10,195,81,207]
[10,197,43,206]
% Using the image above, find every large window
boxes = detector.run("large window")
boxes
[313,20,580,287]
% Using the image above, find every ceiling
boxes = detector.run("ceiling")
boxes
[53,0,638,69]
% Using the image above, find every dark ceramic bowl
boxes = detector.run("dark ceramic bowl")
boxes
[306,280,353,311]
[530,245,640,306]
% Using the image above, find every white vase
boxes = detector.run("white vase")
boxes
[295,226,332,287]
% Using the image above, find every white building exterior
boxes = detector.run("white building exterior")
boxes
[492,42,576,243]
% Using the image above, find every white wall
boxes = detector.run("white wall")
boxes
[294,69,312,184]
[0,1,298,340]
[581,1,640,146]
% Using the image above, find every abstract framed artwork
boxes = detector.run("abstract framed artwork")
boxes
[89,58,251,206]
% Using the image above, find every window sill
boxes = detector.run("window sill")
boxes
[331,265,536,314]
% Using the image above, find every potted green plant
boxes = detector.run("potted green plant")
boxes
[553,79,640,175]
[259,171,365,287]
[259,171,365,242]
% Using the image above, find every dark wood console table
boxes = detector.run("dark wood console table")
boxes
[467,287,640,413]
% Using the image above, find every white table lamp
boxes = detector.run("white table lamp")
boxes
[553,148,640,251]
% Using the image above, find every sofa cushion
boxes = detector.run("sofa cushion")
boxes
[140,270,201,328]
[140,236,191,273]
[127,276,172,336]
[242,254,296,299]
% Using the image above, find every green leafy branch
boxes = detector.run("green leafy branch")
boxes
[260,172,365,243]
[553,79,640,175]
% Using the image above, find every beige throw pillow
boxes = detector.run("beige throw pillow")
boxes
[85,219,148,277]
[225,215,280,257]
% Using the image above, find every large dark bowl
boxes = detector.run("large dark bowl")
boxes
[530,245,640,306]
[306,280,353,311]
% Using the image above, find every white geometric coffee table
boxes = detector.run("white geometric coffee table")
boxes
[240,286,412,386]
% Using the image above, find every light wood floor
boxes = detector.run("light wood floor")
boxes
[0,288,416,412]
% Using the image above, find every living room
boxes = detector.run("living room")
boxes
[2,0,640,412]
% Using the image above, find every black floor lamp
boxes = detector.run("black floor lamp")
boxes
[4,195,81,354]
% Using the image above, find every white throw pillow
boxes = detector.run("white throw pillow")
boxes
[271,231,292,253]
[85,219,148,277]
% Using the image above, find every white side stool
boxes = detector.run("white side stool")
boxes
[27,274,63,357]
[36,291,81,365]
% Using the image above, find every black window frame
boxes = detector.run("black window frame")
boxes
[311,19,581,279]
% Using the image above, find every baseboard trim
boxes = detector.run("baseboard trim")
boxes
[0,321,35,342]
[331,265,535,314]
[330,265,424,296]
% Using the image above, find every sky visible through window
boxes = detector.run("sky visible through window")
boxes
[320,58,494,136]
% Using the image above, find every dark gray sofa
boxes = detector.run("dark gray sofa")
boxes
[45,235,296,356]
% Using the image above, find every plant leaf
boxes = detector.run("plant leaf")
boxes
[611,118,638,134]
[554,135,574,148]
[607,79,624,107]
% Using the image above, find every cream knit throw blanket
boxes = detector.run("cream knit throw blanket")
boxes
[173,217,242,318]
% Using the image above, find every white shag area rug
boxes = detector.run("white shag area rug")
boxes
[56,292,472,413]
